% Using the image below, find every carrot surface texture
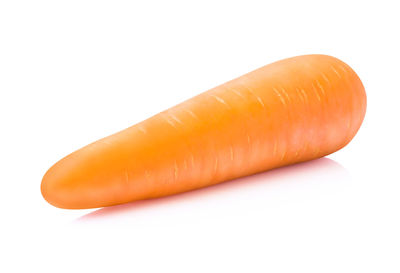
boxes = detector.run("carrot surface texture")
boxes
[41,55,366,209]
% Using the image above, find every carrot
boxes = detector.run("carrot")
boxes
[41,54,366,209]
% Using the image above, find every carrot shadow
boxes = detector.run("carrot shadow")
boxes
[77,157,347,221]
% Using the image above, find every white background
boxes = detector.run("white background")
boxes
[1,0,399,272]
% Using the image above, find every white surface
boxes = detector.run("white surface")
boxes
[1,1,399,272]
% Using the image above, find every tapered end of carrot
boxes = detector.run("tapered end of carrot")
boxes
[41,162,106,209]
[41,172,64,209]
[40,144,111,209]
[41,160,84,209]
[41,138,138,209]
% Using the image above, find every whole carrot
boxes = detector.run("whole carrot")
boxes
[41,54,366,209]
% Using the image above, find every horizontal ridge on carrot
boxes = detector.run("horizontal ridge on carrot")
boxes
[41,54,366,209]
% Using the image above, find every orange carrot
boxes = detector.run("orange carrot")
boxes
[41,54,366,209]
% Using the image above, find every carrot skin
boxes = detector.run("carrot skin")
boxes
[41,54,366,209]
